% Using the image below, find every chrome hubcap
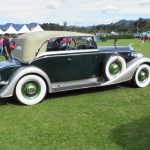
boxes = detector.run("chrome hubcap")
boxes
[109,61,122,76]
[138,70,148,82]
[113,64,119,74]
[27,85,36,95]
[22,81,41,99]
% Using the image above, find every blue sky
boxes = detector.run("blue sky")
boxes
[0,0,150,26]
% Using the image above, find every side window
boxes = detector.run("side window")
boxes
[47,37,67,51]
[67,37,97,50]
[67,38,75,49]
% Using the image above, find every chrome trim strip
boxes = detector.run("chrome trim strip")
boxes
[98,46,131,48]
[33,49,100,62]
[36,49,99,58]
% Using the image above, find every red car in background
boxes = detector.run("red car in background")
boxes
[144,34,150,40]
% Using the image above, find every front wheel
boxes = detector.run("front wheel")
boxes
[103,55,126,80]
[132,64,150,88]
[15,75,47,105]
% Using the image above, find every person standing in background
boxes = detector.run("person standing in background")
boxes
[3,33,14,61]
[141,36,145,44]
[0,36,4,55]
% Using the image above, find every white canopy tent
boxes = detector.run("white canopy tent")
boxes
[110,31,119,35]
[31,24,44,32]
[18,25,30,34]
[5,25,18,34]
[0,28,4,34]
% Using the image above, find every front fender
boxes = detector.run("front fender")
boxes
[101,57,150,86]
[0,66,52,98]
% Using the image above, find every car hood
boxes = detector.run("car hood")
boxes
[98,46,134,53]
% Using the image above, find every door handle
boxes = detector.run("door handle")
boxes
[68,58,73,61]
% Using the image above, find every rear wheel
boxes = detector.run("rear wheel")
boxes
[132,64,150,88]
[15,75,47,105]
[103,55,126,80]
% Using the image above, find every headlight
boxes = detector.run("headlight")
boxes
[131,52,134,57]
[134,53,143,58]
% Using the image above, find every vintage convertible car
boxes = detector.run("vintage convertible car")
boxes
[0,31,150,105]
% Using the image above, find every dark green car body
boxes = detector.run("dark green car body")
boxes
[31,46,133,83]
[0,31,133,90]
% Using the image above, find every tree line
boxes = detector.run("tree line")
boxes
[41,18,150,34]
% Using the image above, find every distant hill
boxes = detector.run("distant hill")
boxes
[114,19,134,26]
[114,19,150,26]
[0,18,150,31]
[0,23,38,31]
[144,18,150,22]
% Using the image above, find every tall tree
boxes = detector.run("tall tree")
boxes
[63,21,67,31]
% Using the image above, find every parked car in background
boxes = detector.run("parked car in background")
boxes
[133,33,142,38]
[144,34,150,40]
[0,31,150,105]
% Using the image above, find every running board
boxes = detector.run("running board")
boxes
[52,82,102,92]
[51,77,104,92]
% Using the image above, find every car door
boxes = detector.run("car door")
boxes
[64,49,99,81]
[65,36,100,81]
[32,36,100,83]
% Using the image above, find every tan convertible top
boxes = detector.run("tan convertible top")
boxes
[14,31,94,62]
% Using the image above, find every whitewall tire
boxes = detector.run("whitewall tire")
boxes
[15,75,47,105]
[132,64,150,88]
[103,55,126,80]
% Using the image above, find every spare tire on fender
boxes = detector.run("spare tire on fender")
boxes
[103,55,126,80]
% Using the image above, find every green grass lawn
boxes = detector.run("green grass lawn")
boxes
[0,39,150,150]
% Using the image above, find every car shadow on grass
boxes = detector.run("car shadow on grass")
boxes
[118,81,135,88]
[0,98,9,106]
[109,116,150,150]
[0,85,120,106]
[0,97,21,106]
